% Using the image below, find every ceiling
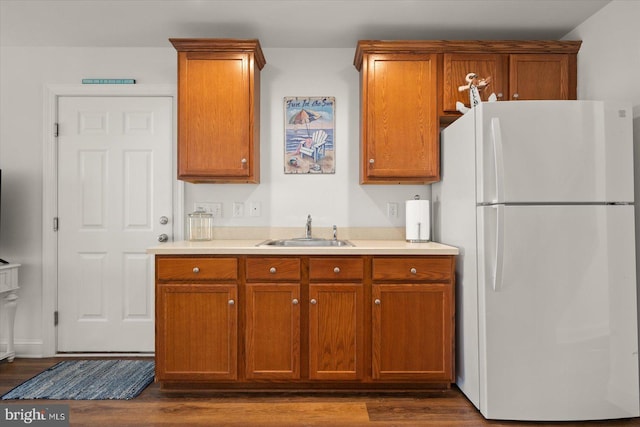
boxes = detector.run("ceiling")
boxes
[0,0,610,49]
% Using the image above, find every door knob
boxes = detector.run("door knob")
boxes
[157,233,169,242]
[159,216,169,225]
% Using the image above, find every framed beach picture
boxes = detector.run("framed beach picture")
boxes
[284,96,335,174]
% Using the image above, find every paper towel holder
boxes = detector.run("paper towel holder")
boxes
[406,195,431,243]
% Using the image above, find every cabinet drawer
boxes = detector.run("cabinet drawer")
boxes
[157,257,238,281]
[309,257,363,281]
[372,257,453,282]
[246,257,300,281]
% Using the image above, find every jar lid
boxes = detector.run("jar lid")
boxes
[189,209,213,218]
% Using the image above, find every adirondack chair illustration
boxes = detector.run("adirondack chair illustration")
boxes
[299,130,328,162]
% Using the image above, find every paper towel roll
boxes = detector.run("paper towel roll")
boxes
[405,200,431,242]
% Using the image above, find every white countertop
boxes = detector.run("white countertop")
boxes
[147,239,459,256]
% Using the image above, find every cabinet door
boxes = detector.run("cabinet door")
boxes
[362,53,439,183]
[309,284,364,380]
[372,283,453,381]
[245,283,300,379]
[443,53,507,113]
[156,284,237,381]
[177,51,258,182]
[509,54,570,100]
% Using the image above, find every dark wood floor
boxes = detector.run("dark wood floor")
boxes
[1,358,640,426]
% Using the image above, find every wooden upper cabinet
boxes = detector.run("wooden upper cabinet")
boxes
[355,40,580,184]
[357,47,439,184]
[443,53,507,113]
[170,39,265,183]
[509,54,571,101]
[441,41,579,116]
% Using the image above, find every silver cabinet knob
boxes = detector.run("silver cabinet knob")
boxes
[269,267,277,274]
[513,93,520,99]
[369,159,375,164]
[241,158,247,164]
[374,299,381,305]
[292,298,299,305]
[410,267,417,275]
[333,267,341,274]
[497,93,504,99]
[157,233,169,242]
[310,299,317,305]
[193,267,200,273]
[228,299,235,306]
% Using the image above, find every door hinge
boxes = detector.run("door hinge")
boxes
[54,311,59,326]
[54,123,59,138]
[53,217,59,232]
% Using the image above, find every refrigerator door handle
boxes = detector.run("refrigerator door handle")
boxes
[491,117,505,203]
[492,204,505,292]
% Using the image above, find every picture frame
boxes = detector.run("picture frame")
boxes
[284,96,335,174]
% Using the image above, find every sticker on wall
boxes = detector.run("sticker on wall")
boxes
[284,96,335,174]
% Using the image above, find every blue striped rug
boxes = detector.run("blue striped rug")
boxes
[1,360,155,400]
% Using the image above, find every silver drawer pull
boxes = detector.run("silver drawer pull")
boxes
[310,299,317,305]
[333,267,341,274]
[292,298,299,305]
[374,299,381,305]
[228,299,235,306]
[410,267,417,274]
[269,267,277,274]
[193,267,200,274]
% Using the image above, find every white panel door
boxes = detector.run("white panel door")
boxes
[477,204,639,420]
[57,96,173,352]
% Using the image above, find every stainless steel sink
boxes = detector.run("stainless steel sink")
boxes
[258,238,354,247]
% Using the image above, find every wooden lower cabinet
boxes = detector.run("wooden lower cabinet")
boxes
[155,257,239,382]
[309,283,364,381]
[154,254,454,390]
[156,284,238,381]
[372,283,453,381]
[245,283,301,379]
[371,256,455,382]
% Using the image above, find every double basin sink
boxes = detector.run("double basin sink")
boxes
[258,237,354,247]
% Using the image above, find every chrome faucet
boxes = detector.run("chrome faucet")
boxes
[333,225,337,240]
[305,214,312,238]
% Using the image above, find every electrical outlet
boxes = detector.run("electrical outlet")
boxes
[194,202,223,218]
[249,201,261,217]
[232,202,244,218]
[387,202,399,218]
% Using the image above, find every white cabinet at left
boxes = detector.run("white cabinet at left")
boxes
[0,263,19,362]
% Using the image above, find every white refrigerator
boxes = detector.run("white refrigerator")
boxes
[432,101,640,421]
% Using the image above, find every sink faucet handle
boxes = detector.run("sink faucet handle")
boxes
[333,225,337,240]
[305,214,312,238]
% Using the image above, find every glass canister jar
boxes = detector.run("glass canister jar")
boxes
[188,209,213,241]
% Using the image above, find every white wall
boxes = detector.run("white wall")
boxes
[563,0,640,105]
[0,45,426,355]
